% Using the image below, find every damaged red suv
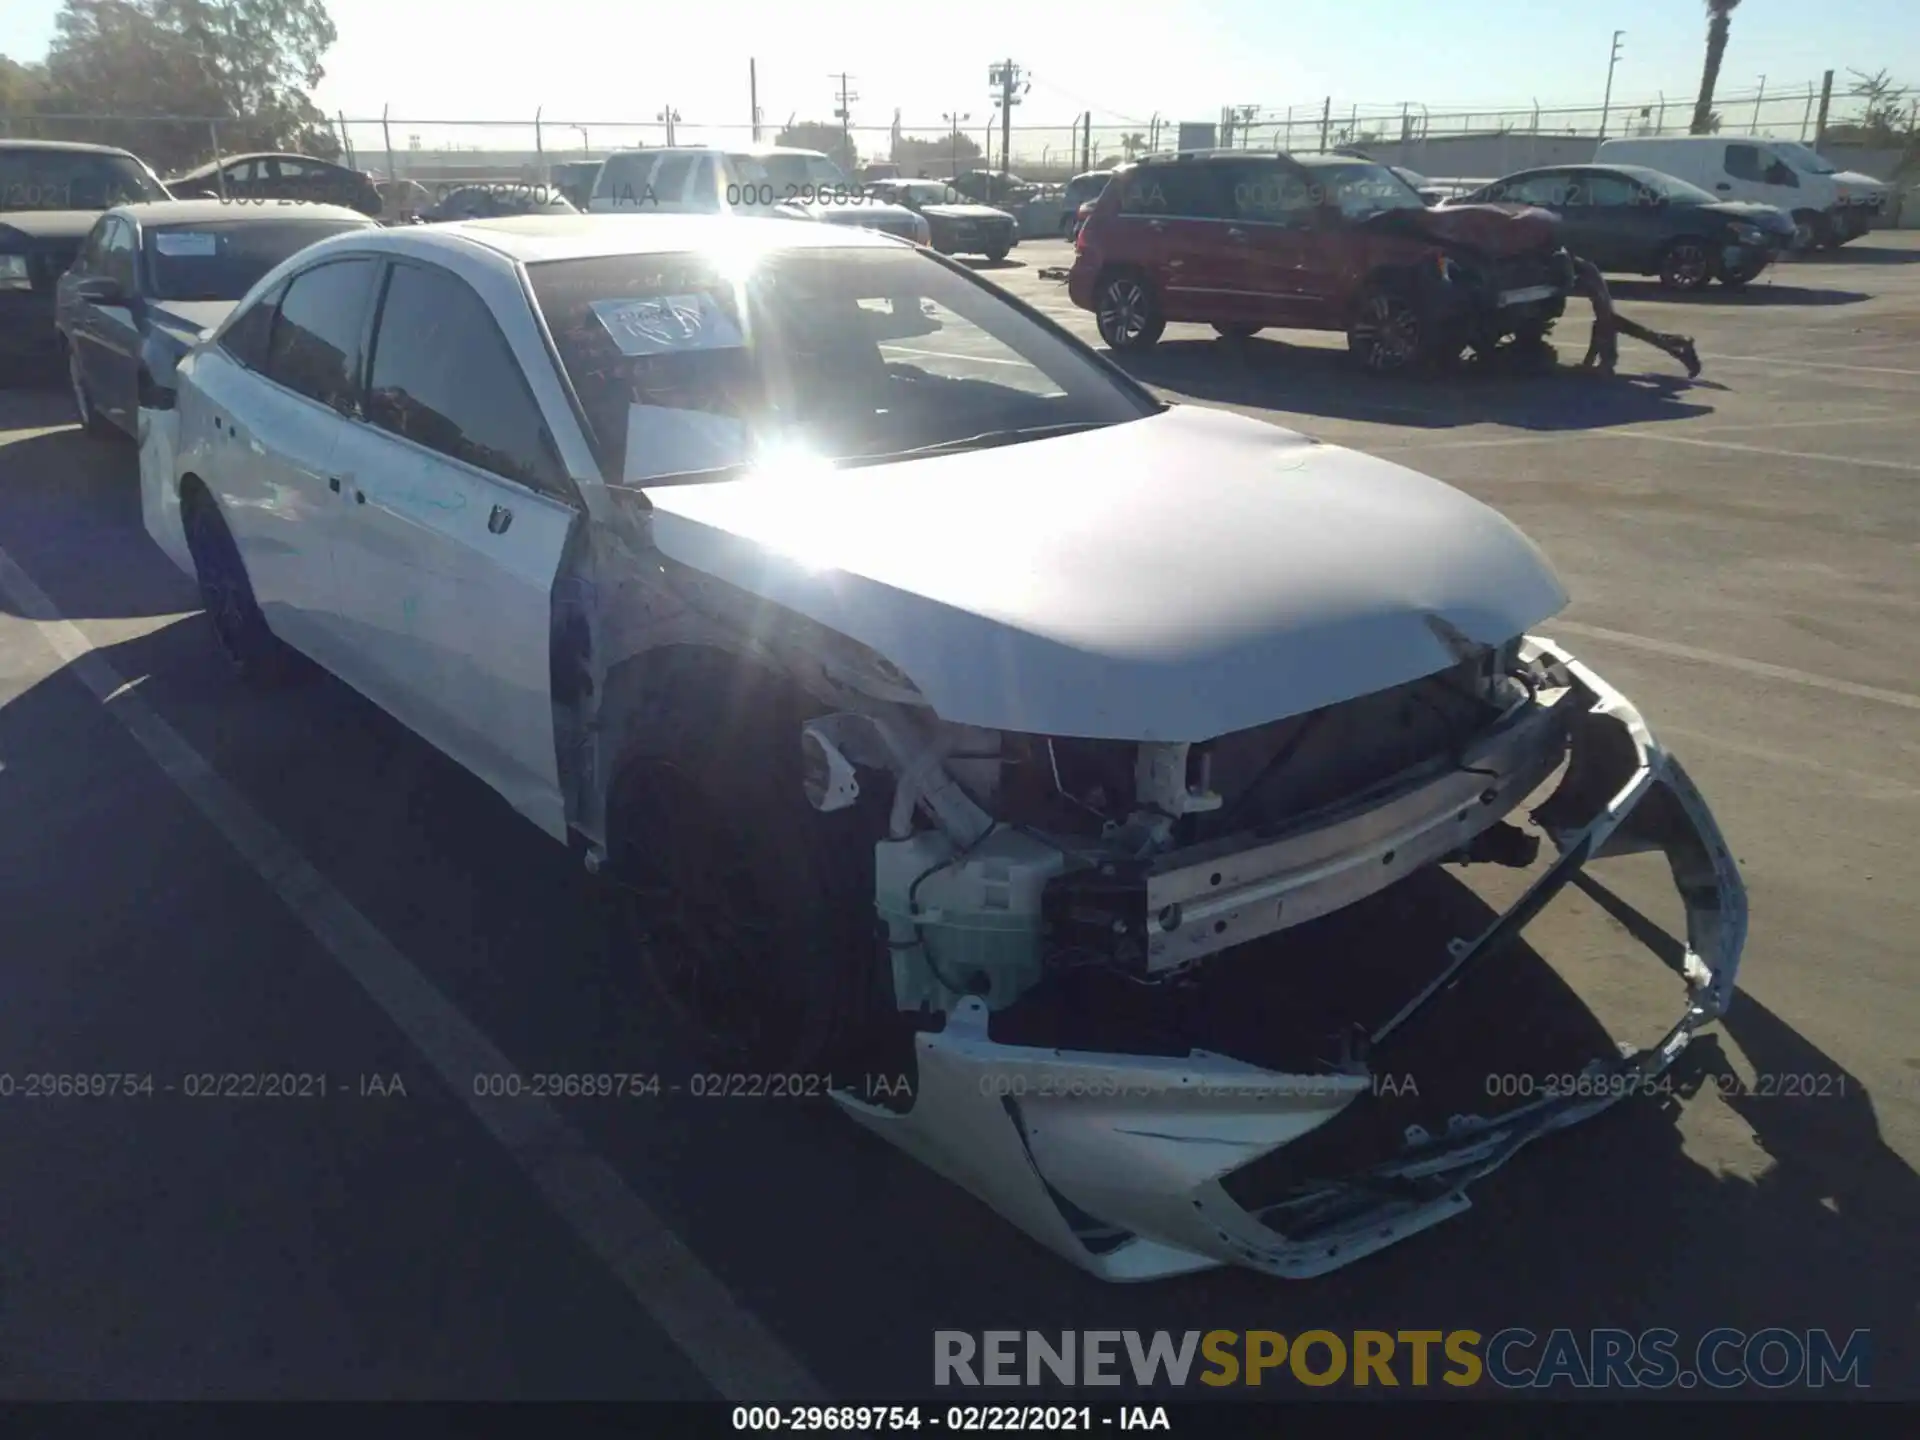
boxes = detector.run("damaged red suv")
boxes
[1068,151,1574,375]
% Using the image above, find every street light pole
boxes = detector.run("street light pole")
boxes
[943,111,969,178]
[1598,29,1624,139]
[572,125,589,156]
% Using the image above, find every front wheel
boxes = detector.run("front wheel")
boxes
[608,665,893,1073]
[982,244,1010,264]
[1657,239,1713,292]
[1094,272,1165,350]
[181,489,303,685]
[1348,283,1443,376]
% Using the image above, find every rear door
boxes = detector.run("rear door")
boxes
[1567,170,1662,270]
[1108,163,1236,324]
[81,216,144,429]
[324,256,578,836]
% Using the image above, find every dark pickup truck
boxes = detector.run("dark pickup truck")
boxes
[1,139,171,377]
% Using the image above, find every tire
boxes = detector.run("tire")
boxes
[607,653,894,1073]
[1657,238,1713,292]
[1212,322,1261,340]
[983,244,1010,264]
[1789,210,1823,253]
[67,340,115,437]
[180,486,303,685]
[1094,271,1165,350]
[1347,281,1447,376]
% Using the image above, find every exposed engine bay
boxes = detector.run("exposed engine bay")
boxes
[798,633,1745,1280]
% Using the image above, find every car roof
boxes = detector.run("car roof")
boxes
[0,138,142,158]
[315,213,905,265]
[1499,163,1676,183]
[106,199,374,226]
[171,152,351,178]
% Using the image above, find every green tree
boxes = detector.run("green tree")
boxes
[38,0,340,171]
[1689,0,1742,135]
[0,54,54,118]
[1120,131,1147,159]
[774,120,856,172]
[894,132,980,176]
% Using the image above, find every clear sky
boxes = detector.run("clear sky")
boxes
[3,0,1915,137]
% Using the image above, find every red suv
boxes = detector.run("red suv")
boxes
[1068,151,1573,375]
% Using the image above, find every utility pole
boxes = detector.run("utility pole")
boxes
[1753,75,1766,136]
[988,60,1028,178]
[1599,30,1624,139]
[831,72,858,171]
[750,60,760,142]
[657,107,680,146]
[943,111,969,178]
[1814,69,1834,148]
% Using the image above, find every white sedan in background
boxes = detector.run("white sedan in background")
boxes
[152,214,1744,1286]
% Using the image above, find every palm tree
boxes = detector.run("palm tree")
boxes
[1120,131,1147,160]
[1689,0,1743,134]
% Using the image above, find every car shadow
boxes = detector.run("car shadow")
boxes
[1114,336,1715,431]
[1608,279,1872,307]
[1814,241,1920,265]
[0,402,186,624]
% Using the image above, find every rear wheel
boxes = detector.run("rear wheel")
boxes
[608,659,893,1073]
[1657,238,1713,292]
[181,487,303,685]
[1094,271,1165,350]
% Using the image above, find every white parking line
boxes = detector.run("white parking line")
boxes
[1596,430,1920,473]
[1698,352,1920,378]
[1546,618,1920,712]
[881,344,1030,367]
[0,544,828,1405]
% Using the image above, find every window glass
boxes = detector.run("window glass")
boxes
[1724,145,1764,182]
[219,281,285,371]
[649,155,693,202]
[144,219,369,301]
[78,216,112,270]
[1499,173,1572,207]
[264,257,376,410]
[365,261,564,494]
[1117,165,1226,218]
[1222,161,1318,225]
[0,150,166,210]
[1581,173,1641,207]
[593,154,658,208]
[100,218,137,290]
[526,244,1154,487]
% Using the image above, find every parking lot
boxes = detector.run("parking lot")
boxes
[1,232,1916,1399]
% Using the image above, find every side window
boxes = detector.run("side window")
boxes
[77,216,112,271]
[1724,145,1764,182]
[226,160,259,185]
[100,218,137,290]
[364,261,565,495]
[688,155,722,212]
[1117,165,1226,219]
[264,258,377,410]
[1504,173,1571,207]
[219,280,285,371]
[1223,161,1316,227]
[1583,173,1640,207]
[1761,152,1799,187]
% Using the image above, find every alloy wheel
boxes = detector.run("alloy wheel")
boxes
[186,504,251,670]
[1663,242,1710,289]
[1098,279,1150,345]
[1352,292,1419,372]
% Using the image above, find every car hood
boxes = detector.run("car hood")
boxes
[145,298,240,342]
[1832,170,1890,195]
[1397,202,1560,254]
[0,209,102,243]
[638,406,1569,741]
[922,203,1015,222]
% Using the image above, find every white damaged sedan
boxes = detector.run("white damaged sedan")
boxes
[153,215,1745,1282]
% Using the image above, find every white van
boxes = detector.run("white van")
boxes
[1593,135,1890,249]
[587,145,862,217]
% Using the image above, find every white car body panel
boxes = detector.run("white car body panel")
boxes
[641,406,1570,740]
[138,404,193,577]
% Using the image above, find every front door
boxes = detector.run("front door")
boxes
[1107,164,1239,325]
[1216,158,1329,326]
[77,216,144,428]
[324,257,578,838]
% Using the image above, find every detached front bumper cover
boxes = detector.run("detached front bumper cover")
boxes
[833,637,1747,1280]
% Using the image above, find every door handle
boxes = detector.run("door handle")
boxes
[1715,183,1731,191]
[1226,227,1249,241]
[488,504,513,534]
[355,489,366,505]
[328,477,341,493]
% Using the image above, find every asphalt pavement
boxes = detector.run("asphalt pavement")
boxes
[0,233,1915,1400]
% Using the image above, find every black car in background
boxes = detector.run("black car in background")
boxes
[1446,163,1795,290]
[1059,170,1114,236]
[864,180,1018,261]
[164,152,383,218]
[420,183,579,222]
[1,139,171,376]
[53,199,375,436]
